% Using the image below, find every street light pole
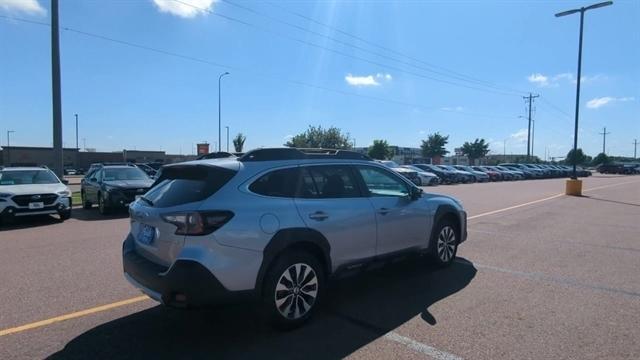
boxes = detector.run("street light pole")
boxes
[7,130,15,165]
[555,1,613,180]
[51,0,64,178]
[225,126,229,152]
[218,71,230,153]
[75,114,79,150]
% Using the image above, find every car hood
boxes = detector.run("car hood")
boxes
[417,171,437,177]
[0,183,69,196]
[104,180,154,188]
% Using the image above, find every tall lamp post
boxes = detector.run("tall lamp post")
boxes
[218,71,230,153]
[225,126,230,152]
[75,114,79,150]
[6,130,15,165]
[555,1,612,181]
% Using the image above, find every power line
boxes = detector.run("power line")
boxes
[0,14,519,121]
[169,0,521,97]
[219,0,528,95]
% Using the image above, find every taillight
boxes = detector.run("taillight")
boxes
[161,211,234,236]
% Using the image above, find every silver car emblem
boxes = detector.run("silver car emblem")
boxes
[31,195,42,200]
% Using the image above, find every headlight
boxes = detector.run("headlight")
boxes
[0,193,13,198]
[57,190,71,197]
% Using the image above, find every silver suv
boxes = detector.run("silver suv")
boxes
[122,148,467,328]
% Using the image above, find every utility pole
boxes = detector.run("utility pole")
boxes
[599,127,610,154]
[633,139,638,159]
[51,0,63,178]
[531,119,535,160]
[75,114,79,150]
[523,93,539,160]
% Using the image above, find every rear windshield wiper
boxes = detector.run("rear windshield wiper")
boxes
[139,196,154,207]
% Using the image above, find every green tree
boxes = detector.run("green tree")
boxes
[460,138,490,165]
[420,132,449,159]
[368,139,392,160]
[232,133,246,153]
[591,152,611,166]
[284,125,352,149]
[565,148,588,166]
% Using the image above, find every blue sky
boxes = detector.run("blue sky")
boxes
[0,0,638,158]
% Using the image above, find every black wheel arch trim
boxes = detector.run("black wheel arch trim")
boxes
[432,205,462,245]
[256,227,332,296]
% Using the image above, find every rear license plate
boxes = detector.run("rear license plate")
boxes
[28,202,44,209]
[138,224,156,245]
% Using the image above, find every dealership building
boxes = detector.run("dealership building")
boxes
[0,146,196,170]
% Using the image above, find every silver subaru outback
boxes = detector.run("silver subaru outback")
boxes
[122,148,467,329]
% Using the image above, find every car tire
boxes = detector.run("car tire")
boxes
[98,193,110,215]
[59,209,71,221]
[262,250,325,330]
[81,191,92,210]
[428,219,459,267]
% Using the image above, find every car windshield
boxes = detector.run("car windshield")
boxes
[0,170,60,185]
[103,168,149,181]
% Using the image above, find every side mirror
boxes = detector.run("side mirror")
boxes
[61,179,69,185]
[410,187,423,200]
[90,177,97,182]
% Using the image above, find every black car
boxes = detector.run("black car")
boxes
[81,164,154,214]
[413,164,459,184]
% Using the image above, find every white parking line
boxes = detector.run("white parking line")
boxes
[384,331,464,360]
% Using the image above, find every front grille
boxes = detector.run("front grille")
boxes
[12,193,58,207]
[121,188,146,201]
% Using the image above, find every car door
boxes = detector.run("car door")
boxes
[355,165,431,256]
[294,165,377,269]
[86,168,102,202]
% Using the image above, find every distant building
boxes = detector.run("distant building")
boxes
[0,146,196,169]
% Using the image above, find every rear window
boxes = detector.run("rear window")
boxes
[142,165,236,208]
[249,168,300,198]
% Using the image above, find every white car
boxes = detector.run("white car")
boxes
[0,167,72,223]
[401,165,440,186]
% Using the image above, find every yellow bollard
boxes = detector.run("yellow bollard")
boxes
[565,179,583,196]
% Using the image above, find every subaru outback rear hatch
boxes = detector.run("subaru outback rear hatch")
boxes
[128,162,238,267]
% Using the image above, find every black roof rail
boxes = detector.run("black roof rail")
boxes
[238,148,372,162]
[197,151,237,160]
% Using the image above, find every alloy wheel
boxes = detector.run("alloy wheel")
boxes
[274,263,318,320]
[437,226,457,262]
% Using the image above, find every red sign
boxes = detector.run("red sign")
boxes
[197,143,209,155]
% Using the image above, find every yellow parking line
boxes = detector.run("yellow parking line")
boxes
[468,193,564,220]
[0,295,149,337]
[468,179,640,221]
[1,179,638,338]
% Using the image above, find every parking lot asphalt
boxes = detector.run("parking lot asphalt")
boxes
[1,174,639,359]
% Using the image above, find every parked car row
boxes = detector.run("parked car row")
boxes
[376,161,593,186]
[596,163,640,175]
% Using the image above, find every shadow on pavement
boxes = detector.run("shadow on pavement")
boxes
[71,208,129,221]
[48,257,476,359]
[0,215,62,231]
[581,195,640,208]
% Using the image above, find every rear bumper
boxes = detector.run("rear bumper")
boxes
[122,234,255,307]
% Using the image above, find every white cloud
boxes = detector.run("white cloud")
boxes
[0,0,46,15]
[586,96,635,109]
[441,106,464,112]
[528,72,606,87]
[345,73,392,87]
[510,129,528,143]
[152,0,215,18]
[527,73,549,87]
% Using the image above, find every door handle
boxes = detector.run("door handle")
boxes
[308,211,329,221]
[377,207,391,215]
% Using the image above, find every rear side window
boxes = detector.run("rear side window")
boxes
[143,165,236,207]
[299,165,361,199]
[249,168,300,198]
